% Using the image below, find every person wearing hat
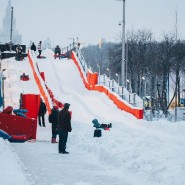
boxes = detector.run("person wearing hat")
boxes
[50,104,60,143]
[58,103,72,154]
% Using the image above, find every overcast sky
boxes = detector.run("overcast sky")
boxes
[0,0,185,47]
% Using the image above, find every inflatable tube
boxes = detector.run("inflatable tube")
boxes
[8,135,27,143]
[0,129,11,140]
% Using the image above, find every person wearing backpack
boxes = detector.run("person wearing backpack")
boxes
[49,104,60,143]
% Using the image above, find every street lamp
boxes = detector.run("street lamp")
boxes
[116,73,120,85]
[117,0,126,86]
[107,68,111,79]
[2,69,6,109]
[97,64,101,83]
[126,79,130,92]
[141,76,146,98]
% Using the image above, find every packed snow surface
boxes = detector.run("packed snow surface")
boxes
[1,49,185,185]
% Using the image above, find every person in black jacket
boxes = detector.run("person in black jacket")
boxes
[54,45,61,59]
[38,99,47,127]
[50,104,59,143]
[31,42,36,52]
[58,103,72,154]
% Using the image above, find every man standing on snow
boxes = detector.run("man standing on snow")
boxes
[37,41,42,58]
[58,103,72,154]
[38,99,47,127]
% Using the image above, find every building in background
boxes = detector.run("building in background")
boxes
[0,0,22,44]
[98,38,106,49]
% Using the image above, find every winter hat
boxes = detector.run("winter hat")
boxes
[64,103,70,109]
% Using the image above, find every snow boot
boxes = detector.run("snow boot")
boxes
[59,151,69,154]
[51,138,58,143]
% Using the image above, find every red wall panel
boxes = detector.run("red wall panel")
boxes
[0,113,37,140]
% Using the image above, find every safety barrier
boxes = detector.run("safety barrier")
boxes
[45,85,64,109]
[28,50,52,114]
[21,94,40,119]
[0,112,37,140]
[28,50,66,114]
[70,51,143,119]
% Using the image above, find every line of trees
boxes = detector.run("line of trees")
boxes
[82,29,185,115]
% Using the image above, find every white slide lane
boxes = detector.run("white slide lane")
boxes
[37,50,136,125]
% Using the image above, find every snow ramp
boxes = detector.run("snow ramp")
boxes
[33,49,139,124]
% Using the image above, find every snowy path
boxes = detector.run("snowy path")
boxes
[12,140,126,185]
[11,119,185,185]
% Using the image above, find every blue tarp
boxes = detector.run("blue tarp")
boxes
[0,79,3,107]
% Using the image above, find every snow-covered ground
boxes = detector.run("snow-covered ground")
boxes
[1,50,185,185]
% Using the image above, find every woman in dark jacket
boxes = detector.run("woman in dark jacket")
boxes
[38,99,47,127]
[50,105,60,143]
[58,103,72,154]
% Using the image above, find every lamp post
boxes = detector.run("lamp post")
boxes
[106,68,111,79]
[126,79,130,92]
[2,69,6,109]
[97,64,101,83]
[117,0,126,86]
[142,67,154,121]
[116,73,120,85]
[141,76,146,98]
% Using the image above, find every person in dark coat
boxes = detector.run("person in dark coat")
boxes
[38,99,47,127]
[50,104,59,143]
[58,103,72,154]
[54,45,61,59]
[31,42,36,52]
